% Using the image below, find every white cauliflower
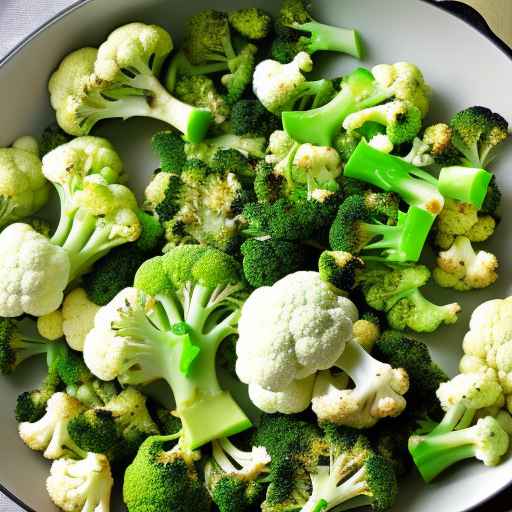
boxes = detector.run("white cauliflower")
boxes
[433,236,498,291]
[0,223,70,317]
[47,452,113,512]
[312,340,409,428]
[253,52,313,114]
[18,392,85,459]
[248,375,317,414]
[236,271,357,392]
[83,287,140,381]
[37,310,64,341]
[62,288,101,351]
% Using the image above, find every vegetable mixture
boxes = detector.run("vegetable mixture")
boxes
[0,2,511,511]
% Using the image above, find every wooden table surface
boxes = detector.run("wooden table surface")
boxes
[461,3,511,510]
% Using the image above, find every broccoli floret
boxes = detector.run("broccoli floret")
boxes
[343,100,422,145]
[185,134,266,164]
[39,123,72,157]
[433,235,498,291]
[228,8,273,40]
[254,53,336,115]
[300,425,398,512]
[481,175,502,216]
[144,160,249,252]
[123,434,211,512]
[375,331,448,418]
[318,250,365,292]
[49,25,212,142]
[205,437,271,512]
[231,100,281,138]
[409,378,509,483]
[241,238,308,287]
[253,161,286,203]
[84,247,251,450]
[359,264,461,333]
[271,0,363,63]
[182,10,257,104]
[329,195,433,262]
[333,129,362,162]
[151,131,187,173]
[175,75,230,125]
[83,245,148,306]
[210,149,256,189]
[243,195,339,241]
[283,63,430,146]
[148,405,183,436]
[422,123,462,166]
[253,414,325,510]
[450,106,509,168]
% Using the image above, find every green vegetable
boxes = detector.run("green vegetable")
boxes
[228,8,273,40]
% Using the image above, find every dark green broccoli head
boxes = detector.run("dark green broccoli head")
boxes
[253,161,285,204]
[231,100,281,138]
[135,210,164,252]
[149,406,182,436]
[123,435,211,512]
[481,175,502,216]
[83,245,148,306]
[212,477,266,512]
[222,43,258,105]
[151,131,186,173]
[318,250,365,292]
[55,347,93,388]
[0,318,22,374]
[241,238,306,287]
[210,149,254,186]
[450,106,509,168]
[68,408,120,454]
[362,453,399,511]
[39,123,72,157]
[228,8,273,40]
[175,75,230,125]
[244,196,339,241]
[15,370,61,423]
[364,192,399,223]
[374,330,447,418]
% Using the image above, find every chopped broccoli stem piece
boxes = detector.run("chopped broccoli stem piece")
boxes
[437,166,492,209]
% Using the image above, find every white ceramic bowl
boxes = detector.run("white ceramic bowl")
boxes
[0,1,511,511]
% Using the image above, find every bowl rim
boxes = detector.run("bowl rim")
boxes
[0,1,510,511]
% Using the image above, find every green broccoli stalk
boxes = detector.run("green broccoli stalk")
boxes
[359,264,460,333]
[182,10,258,104]
[283,62,430,146]
[272,0,363,63]
[329,195,434,263]
[241,238,309,287]
[123,434,211,512]
[409,371,509,483]
[48,24,212,143]
[205,437,271,512]
[450,106,509,168]
[85,246,251,450]
[345,140,493,212]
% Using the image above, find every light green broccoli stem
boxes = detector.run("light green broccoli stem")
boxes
[408,403,482,483]
[10,335,57,368]
[296,21,363,58]
[404,289,459,325]
[438,166,492,209]
[116,288,249,450]
[50,183,79,246]
[301,462,370,512]
[57,210,127,280]
[294,79,334,111]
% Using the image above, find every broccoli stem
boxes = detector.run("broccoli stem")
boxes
[438,166,492,209]
[282,69,392,146]
[404,289,459,325]
[50,184,77,246]
[0,196,15,228]
[296,22,363,58]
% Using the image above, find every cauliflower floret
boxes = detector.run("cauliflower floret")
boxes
[37,310,64,341]
[0,223,70,317]
[248,374,317,414]
[352,318,380,352]
[62,288,101,351]
[436,372,503,411]
[83,288,140,381]
[368,133,394,154]
[47,452,113,512]
[466,214,496,242]
[236,271,357,392]
[291,143,341,198]
[18,392,85,459]
[253,52,313,114]
[471,416,510,466]
[311,340,409,428]
[0,146,49,228]
[433,236,498,291]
